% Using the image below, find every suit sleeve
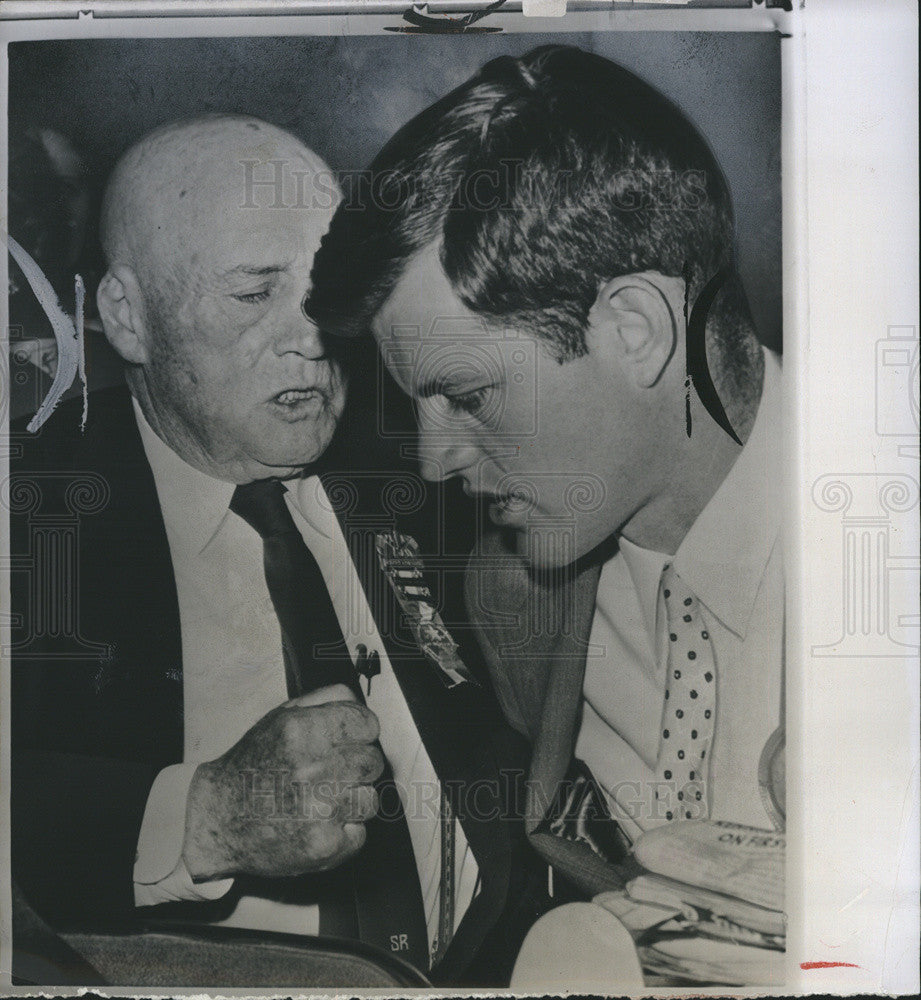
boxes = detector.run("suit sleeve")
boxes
[134,764,234,906]
[11,749,162,927]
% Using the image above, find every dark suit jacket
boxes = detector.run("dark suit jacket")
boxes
[9,386,546,986]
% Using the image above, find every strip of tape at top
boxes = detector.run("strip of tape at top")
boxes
[522,0,567,17]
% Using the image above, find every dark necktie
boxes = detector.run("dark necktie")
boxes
[230,478,429,971]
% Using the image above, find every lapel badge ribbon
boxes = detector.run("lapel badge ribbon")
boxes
[375,530,477,689]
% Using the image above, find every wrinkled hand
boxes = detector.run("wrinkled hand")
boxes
[182,684,383,881]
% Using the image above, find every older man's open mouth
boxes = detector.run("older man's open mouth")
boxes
[268,387,329,419]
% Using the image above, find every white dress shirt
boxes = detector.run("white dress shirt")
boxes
[130,400,478,958]
[575,351,783,842]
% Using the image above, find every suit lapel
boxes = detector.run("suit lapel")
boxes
[321,464,522,975]
[514,560,601,835]
[466,533,638,894]
[467,531,602,830]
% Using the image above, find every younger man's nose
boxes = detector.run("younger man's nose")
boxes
[416,405,476,484]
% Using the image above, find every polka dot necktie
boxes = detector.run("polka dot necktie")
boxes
[655,563,717,822]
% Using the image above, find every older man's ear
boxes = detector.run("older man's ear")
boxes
[96,265,150,365]
[586,271,681,389]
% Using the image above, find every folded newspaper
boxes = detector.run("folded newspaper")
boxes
[595,819,785,986]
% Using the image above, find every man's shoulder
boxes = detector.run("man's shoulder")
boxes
[11,385,137,473]
[8,386,155,529]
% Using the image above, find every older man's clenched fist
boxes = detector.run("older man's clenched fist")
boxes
[181,685,383,882]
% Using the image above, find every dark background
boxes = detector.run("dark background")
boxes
[7,30,781,420]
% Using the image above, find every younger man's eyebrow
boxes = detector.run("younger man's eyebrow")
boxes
[223,263,288,277]
[416,371,486,398]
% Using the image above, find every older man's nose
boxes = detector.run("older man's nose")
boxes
[275,312,328,360]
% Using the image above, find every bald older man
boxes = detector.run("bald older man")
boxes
[10,116,544,986]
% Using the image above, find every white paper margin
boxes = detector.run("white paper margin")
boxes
[1,1,917,996]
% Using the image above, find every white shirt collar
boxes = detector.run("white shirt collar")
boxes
[608,349,781,641]
[288,475,335,540]
[133,397,234,555]
[616,535,669,641]
[132,397,334,553]
[673,349,782,638]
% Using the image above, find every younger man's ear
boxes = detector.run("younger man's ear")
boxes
[96,265,150,365]
[588,272,679,388]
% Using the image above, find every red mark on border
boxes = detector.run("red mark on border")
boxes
[800,961,860,970]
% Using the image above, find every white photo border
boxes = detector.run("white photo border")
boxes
[1,1,917,996]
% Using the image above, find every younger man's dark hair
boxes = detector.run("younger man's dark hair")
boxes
[309,45,760,387]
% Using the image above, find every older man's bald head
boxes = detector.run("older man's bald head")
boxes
[100,114,334,280]
[96,115,345,483]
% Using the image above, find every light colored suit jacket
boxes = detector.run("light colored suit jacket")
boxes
[465,531,644,896]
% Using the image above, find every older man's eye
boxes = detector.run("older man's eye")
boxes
[445,387,491,415]
[233,289,271,304]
